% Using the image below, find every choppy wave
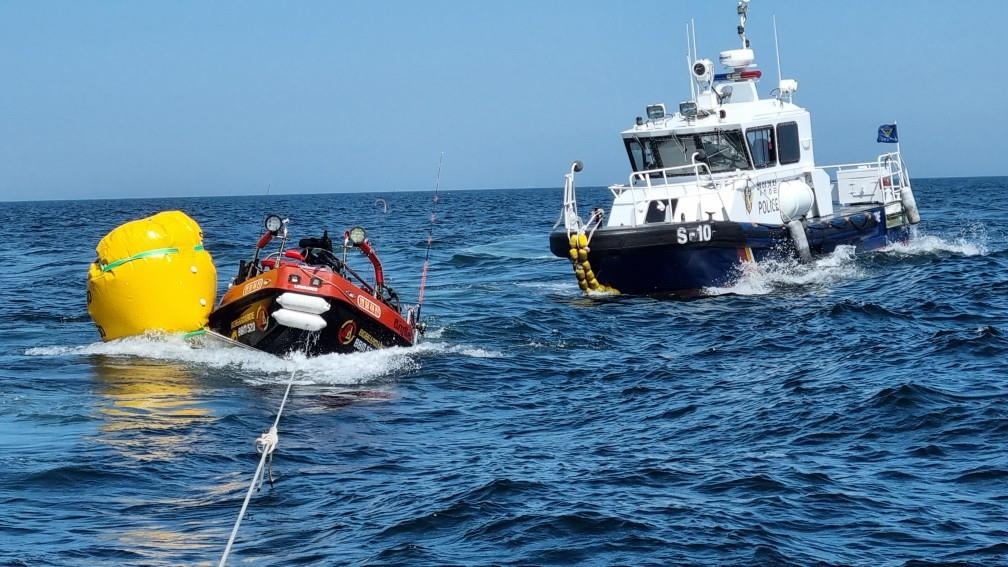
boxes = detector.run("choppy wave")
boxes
[884,227,988,256]
[4,180,1008,566]
[24,332,494,385]
[704,245,862,296]
[704,225,992,298]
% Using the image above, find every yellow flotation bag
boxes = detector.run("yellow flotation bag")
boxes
[87,210,217,341]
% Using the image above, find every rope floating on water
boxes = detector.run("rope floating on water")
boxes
[218,368,297,567]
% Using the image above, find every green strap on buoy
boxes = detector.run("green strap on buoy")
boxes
[100,244,205,273]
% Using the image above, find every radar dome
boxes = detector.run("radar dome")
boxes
[719,48,754,70]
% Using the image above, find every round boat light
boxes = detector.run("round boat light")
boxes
[264,214,283,234]
[349,226,367,245]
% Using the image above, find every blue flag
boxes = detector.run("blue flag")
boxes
[877,124,898,143]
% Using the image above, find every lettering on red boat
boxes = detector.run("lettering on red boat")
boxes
[393,318,410,337]
[242,278,269,297]
[358,328,381,348]
[356,295,382,319]
[235,321,255,337]
[233,307,258,338]
[230,309,256,329]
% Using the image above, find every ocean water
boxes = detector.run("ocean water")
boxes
[1,177,1007,566]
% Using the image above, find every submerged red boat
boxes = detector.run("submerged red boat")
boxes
[208,214,423,356]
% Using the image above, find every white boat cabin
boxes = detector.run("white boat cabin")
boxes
[603,19,908,230]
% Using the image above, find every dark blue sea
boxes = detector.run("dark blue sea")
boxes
[2,177,1007,566]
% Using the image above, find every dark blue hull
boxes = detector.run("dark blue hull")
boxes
[550,207,906,295]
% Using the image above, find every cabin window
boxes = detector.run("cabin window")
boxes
[777,122,800,164]
[625,130,751,176]
[685,130,750,173]
[746,126,776,168]
[625,138,644,171]
[624,138,658,172]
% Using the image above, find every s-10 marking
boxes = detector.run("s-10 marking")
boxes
[677,224,712,244]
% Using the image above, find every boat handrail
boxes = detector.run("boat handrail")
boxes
[613,163,738,227]
[260,251,303,269]
[820,152,903,177]
[557,161,585,237]
[332,262,376,296]
[626,162,713,189]
[262,245,381,299]
[821,151,909,204]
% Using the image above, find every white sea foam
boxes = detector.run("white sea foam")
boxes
[703,221,993,298]
[444,345,505,358]
[24,333,489,386]
[515,280,579,294]
[241,346,427,386]
[704,245,861,297]
[26,334,417,385]
[882,224,988,257]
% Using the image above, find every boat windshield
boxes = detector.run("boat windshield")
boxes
[625,130,751,175]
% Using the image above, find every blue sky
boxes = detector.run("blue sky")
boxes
[0,1,1002,200]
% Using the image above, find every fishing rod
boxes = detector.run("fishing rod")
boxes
[415,153,443,324]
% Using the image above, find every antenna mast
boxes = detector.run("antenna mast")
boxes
[690,18,699,100]
[686,23,695,100]
[737,0,750,48]
[773,14,782,84]
[690,17,698,61]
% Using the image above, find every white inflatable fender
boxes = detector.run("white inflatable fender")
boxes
[277,292,330,315]
[272,308,327,331]
[779,179,815,222]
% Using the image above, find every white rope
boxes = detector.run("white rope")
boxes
[218,368,297,567]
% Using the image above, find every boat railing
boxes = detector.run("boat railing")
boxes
[556,161,588,237]
[611,163,735,227]
[261,246,382,300]
[338,261,377,297]
[878,151,910,191]
[624,162,713,191]
[820,151,909,206]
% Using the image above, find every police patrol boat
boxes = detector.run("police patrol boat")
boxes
[549,0,920,295]
[207,214,423,356]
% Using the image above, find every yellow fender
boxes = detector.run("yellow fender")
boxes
[87,211,217,341]
[566,231,618,294]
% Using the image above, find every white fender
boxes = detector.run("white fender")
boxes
[272,308,327,331]
[901,184,921,225]
[277,292,330,315]
[787,219,812,262]
[779,179,815,222]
